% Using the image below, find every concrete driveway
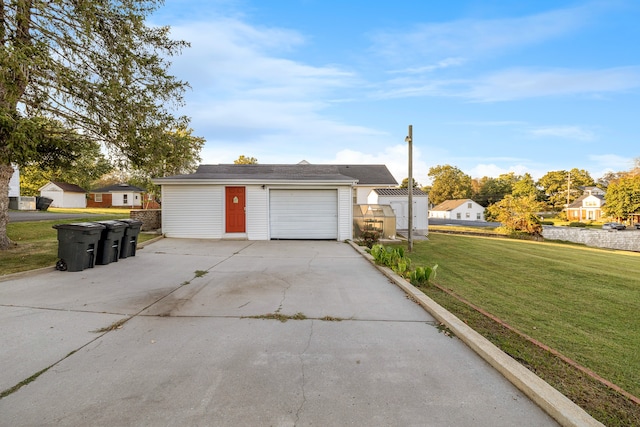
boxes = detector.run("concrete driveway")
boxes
[0,239,557,426]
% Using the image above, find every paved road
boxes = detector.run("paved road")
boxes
[0,239,559,426]
[428,218,502,227]
[8,210,101,223]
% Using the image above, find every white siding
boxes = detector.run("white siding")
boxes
[270,189,338,239]
[162,185,223,238]
[8,165,20,197]
[246,185,268,240]
[337,187,353,240]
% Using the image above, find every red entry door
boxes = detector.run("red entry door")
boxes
[225,187,246,233]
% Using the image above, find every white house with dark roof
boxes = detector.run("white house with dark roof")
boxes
[566,186,606,221]
[88,183,145,208]
[153,163,398,241]
[429,199,486,221]
[367,188,429,231]
[39,181,87,208]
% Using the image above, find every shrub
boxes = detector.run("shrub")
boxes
[359,230,380,248]
[409,265,438,287]
[540,220,555,225]
[569,222,587,227]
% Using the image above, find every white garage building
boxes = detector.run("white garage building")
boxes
[39,181,87,208]
[153,164,361,241]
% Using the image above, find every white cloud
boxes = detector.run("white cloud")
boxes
[371,4,595,65]
[466,66,640,102]
[588,154,636,172]
[329,146,429,185]
[529,125,595,141]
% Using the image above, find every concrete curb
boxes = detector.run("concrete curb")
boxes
[0,266,56,283]
[347,240,604,427]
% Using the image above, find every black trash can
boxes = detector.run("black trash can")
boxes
[53,222,106,272]
[117,219,143,258]
[94,220,128,265]
[36,196,54,211]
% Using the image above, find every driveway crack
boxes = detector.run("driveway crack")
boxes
[294,320,313,425]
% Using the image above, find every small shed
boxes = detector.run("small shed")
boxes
[39,181,87,208]
[429,199,486,221]
[367,188,429,232]
[88,184,145,208]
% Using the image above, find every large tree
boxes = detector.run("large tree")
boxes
[1,0,192,249]
[427,164,472,206]
[486,194,545,236]
[472,172,519,207]
[128,125,204,200]
[537,168,595,211]
[603,161,640,220]
[19,120,113,195]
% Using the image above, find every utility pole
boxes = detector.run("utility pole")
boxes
[567,171,571,219]
[405,125,413,252]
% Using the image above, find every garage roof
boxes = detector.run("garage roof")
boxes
[154,164,396,185]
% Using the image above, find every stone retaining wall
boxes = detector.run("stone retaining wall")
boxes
[130,209,161,231]
[542,226,640,252]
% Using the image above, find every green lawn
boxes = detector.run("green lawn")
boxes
[393,234,640,423]
[2,217,158,275]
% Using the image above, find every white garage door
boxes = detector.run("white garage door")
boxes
[270,189,338,239]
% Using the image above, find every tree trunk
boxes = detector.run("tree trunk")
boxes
[0,163,16,250]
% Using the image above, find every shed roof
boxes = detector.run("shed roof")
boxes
[431,199,477,211]
[41,181,86,193]
[373,188,427,196]
[91,183,145,193]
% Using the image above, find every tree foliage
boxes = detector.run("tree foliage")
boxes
[18,120,113,195]
[0,0,195,249]
[603,169,640,220]
[486,194,545,235]
[427,164,472,206]
[472,172,519,206]
[537,168,595,211]
[399,177,421,189]
[234,155,258,164]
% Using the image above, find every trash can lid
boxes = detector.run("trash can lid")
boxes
[94,220,128,229]
[53,222,106,230]
[117,218,143,225]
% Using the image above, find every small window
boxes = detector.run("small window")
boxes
[123,194,128,204]
[466,212,470,218]
[467,202,472,208]
[95,194,102,202]
[456,213,461,219]
[477,213,481,220]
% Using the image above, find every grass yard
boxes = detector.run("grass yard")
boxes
[2,217,158,276]
[393,234,640,425]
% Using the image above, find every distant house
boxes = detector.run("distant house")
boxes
[88,183,145,208]
[367,188,429,231]
[39,181,87,208]
[566,186,606,221]
[429,199,485,221]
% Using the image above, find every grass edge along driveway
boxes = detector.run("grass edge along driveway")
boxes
[395,234,639,426]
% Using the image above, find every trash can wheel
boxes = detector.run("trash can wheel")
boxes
[56,259,68,271]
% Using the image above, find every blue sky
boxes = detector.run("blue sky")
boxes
[152,0,640,184]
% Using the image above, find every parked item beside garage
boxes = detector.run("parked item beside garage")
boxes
[117,218,143,258]
[53,222,105,271]
[94,220,128,265]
